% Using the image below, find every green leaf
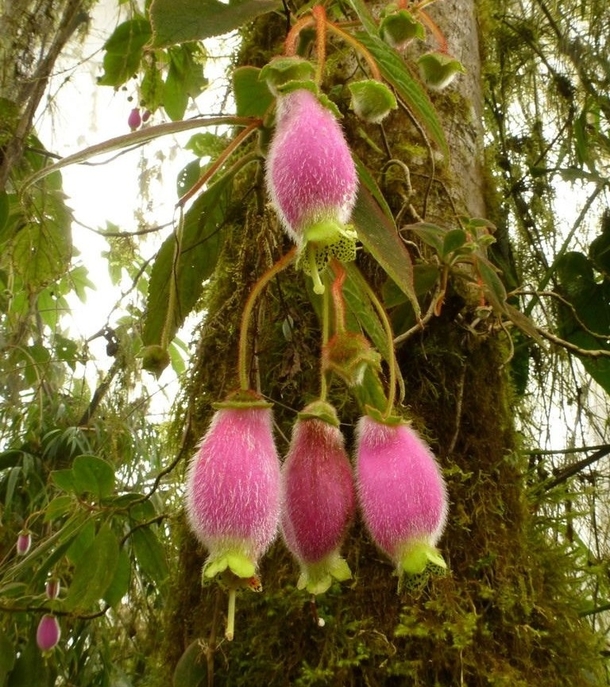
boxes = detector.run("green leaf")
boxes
[149,0,281,47]
[352,180,420,317]
[475,255,508,313]
[132,527,169,591]
[442,228,468,258]
[65,523,120,611]
[233,67,274,118]
[11,216,72,289]
[44,495,73,521]
[173,640,207,687]
[103,547,131,606]
[51,468,76,494]
[356,32,449,156]
[6,632,51,687]
[72,455,115,500]
[98,19,152,87]
[142,171,236,347]
[342,263,392,363]
[0,628,15,683]
[163,45,208,121]
[345,0,378,37]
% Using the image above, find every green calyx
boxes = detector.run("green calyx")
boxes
[323,332,382,387]
[362,404,404,426]
[203,549,257,581]
[259,57,316,95]
[140,344,171,378]
[297,400,340,427]
[348,80,397,124]
[297,552,352,595]
[396,540,447,580]
[300,219,358,295]
[379,10,425,49]
[213,388,273,410]
[417,52,466,90]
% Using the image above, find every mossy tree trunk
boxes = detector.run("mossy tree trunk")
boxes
[161,1,605,685]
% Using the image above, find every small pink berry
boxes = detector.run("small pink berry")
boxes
[266,89,357,243]
[127,107,142,131]
[36,614,61,652]
[355,415,448,579]
[281,401,355,594]
[16,530,31,556]
[185,394,281,581]
[141,109,152,123]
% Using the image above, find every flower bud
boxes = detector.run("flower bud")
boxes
[380,9,425,50]
[128,107,142,131]
[266,88,357,243]
[45,578,61,599]
[16,530,31,556]
[36,614,61,652]
[185,394,281,581]
[417,52,465,90]
[355,415,448,583]
[281,402,355,594]
[348,80,397,124]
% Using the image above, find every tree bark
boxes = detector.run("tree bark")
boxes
[160,2,605,685]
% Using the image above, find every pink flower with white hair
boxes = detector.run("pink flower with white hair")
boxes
[281,401,355,594]
[355,414,448,583]
[185,394,281,581]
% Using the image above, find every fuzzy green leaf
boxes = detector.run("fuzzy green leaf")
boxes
[149,0,281,47]
[356,32,449,156]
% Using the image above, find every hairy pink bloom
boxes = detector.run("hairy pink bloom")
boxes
[185,401,281,580]
[36,614,61,652]
[266,89,357,243]
[281,402,355,593]
[356,415,448,578]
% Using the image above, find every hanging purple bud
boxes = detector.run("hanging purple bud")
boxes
[36,614,61,652]
[127,107,142,131]
[16,530,31,556]
[281,401,355,594]
[355,414,448,584]
[185,392,281,582]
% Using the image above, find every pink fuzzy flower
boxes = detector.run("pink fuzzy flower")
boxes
[36,614,61,652]
[185,399,281,580]
[266,89,357,243]
[281,401,355,594]
[356,415,448,579]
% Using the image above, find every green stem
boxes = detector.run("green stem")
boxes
[308,244,325,294]
[360,274,400,417]
[161,208,184,351]
[238,247,298,390]
[225,588,236,641]
[320,283,330,401]
[325,23,382,81]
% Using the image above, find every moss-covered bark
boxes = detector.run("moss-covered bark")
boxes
[159,1,606,684]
